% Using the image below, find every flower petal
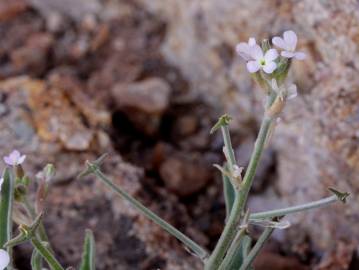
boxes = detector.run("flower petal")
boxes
[272,37,287,50]
[283,30,297,51]
[262,61,277,74]
[235,43,251,61]
[264,49,278,62]
[294,51,306,60]
[287,84,298,100]
[250,45,263,60]
[281,51,295,58]
[248,37,256,46]
[10,150,20,162]
[0,249,10,270]
[0,178,3,192]
[246,61,260,73]
[3,156,13,166]
[18,155,26,165]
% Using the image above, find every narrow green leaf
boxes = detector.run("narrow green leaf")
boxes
[0,168,14,270]
[239,225,275,270]
[31,237,64,270]
[222,164,235,219]
[79,229,96,270]
[0,168,14,247]
[88,163,208,260]
[31,246,43,270]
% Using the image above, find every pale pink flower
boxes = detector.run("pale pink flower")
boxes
[272,30,306,60]
[246,45,278,74]
[0,249,9,270]
[3,150,26,166]
[235,37,257,61]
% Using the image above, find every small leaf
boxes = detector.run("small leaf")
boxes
[249,219,290,230]
[79,229,96,270]
[222,165,236,219]
[0,168,14,251]
[328,187,350,203]
[5,213,44,248]
[31,245,43,270]
[210,114,232,134]
[77,154,108,179]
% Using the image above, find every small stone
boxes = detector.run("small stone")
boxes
[112,78,172,135]
[175,115,198,137]
[159,155,211,197]
[112,78,171,114]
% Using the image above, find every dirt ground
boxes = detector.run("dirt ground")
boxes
[0,0,357,269]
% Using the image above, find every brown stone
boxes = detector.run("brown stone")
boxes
[112,78,172,135]
[159,155,211,197]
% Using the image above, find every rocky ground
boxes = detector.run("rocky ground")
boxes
[0,0,358,269]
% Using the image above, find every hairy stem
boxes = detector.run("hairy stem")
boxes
[31,237,64,270]
[250,195,338,220]
[23,198,50,244]
[205,116,273,269]
[92,169,208,261]
[239,225,275,270]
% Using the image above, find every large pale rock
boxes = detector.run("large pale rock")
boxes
[139,0,359,263]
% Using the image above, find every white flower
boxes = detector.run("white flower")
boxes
[235,37,257,61]
[246,45,278,74]
[0,178,3,192]
[3,150,26,166]
[272,30,306,60]
[0,249,10,270]
[271,79,298,100]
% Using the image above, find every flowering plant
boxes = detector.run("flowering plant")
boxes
[0,31,349,270]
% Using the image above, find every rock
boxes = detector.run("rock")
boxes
[0,0,28,22]
[112,78,172,135]
[10,32,53,76]
[29,0,101,22]
[159,154,212,197]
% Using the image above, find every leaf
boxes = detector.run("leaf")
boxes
[328,187,350,203]
[0,168,14,252]
[31,246,43,270]
[210,114,232,134]
[221,164,235,219]
[79,229,96,270]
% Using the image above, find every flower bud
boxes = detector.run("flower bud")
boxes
[261,39,271,53]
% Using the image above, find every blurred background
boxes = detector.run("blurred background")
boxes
[0,0,358,269]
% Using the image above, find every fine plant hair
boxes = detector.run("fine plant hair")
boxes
[0,31,350,270]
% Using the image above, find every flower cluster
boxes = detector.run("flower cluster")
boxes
[236,30,305,74]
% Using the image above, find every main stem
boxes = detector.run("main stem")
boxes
[205,116,273,269]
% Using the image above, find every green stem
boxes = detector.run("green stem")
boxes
[239,226,275,270]
[217,228,246,270]
[93,169,208,261]
[205,116,273,269]
[250,195,338,220]
[31,237,64,270]
[221,126,236,170]
[23,198,50,244]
